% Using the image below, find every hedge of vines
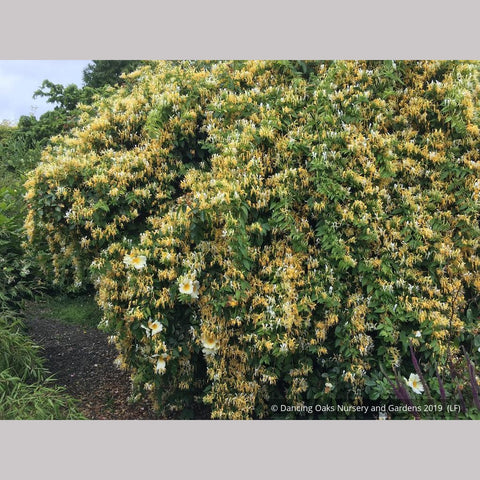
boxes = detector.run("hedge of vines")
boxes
[25,61,480,418]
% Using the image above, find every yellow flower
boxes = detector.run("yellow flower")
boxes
[155,358,166,374]
[226,295,238,307]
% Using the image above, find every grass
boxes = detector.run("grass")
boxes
[43,293,103,329]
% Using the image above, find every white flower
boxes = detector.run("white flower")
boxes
[201,335,219,356]
[148,318,163,336]
[415,330,422,338]
[123,254,147,269]
[405,373,424,394]
[154,359,166,375]
[131,255,147,269]
[179,277,194,295]
[178,276,200,299]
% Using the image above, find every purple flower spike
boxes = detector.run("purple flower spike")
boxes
[409,343,431,400]
[463,349,480,411]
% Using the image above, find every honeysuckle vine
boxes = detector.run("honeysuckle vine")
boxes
[24,61,480,418]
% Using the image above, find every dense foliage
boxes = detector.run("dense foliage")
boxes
[0,120,41,309]
[82,60,145,89]
[24,61,480,418]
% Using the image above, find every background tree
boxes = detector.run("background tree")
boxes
[82,60,146,88]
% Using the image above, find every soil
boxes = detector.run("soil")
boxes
[22,301,160,420]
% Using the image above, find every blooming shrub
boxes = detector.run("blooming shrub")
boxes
[25,61,480,418]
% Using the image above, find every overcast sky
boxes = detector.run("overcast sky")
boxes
[0,60,91,124]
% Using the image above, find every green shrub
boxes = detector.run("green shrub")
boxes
[25,61,480,418]
[0,185,41,310]
[0,311,46,381]
[0,119,44,175]
[1,119,44,309]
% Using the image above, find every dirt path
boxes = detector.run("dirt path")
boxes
[22,302,160,420]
